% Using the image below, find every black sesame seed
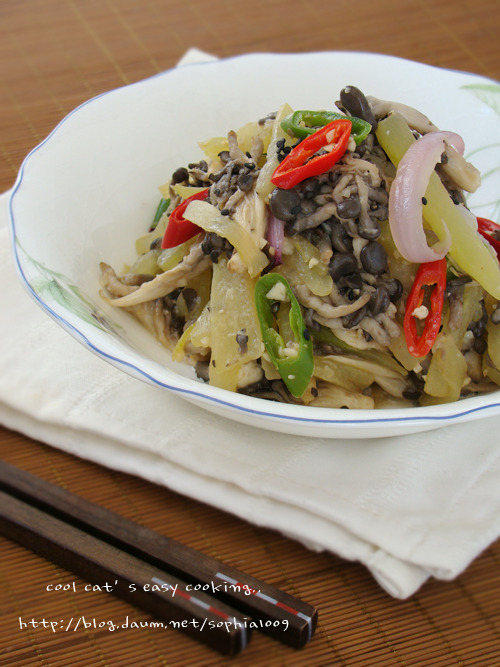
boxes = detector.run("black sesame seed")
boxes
[422,197,428,205]
[220,208,230,216]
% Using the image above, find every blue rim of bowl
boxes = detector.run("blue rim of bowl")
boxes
[8,51,500,428]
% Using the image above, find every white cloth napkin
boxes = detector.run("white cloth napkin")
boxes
[3,50,500,600]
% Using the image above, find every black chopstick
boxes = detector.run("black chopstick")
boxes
[0,490,250,655]
[0,461,317,652]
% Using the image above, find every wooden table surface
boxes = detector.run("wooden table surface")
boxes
[1,1,500,665]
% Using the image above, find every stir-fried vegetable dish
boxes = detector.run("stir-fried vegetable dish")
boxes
[100,86,500,409]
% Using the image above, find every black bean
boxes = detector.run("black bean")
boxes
[369,284,391,315]
[380,278,403,302]
[269,188,302,221]
[360,241,388,275]
[403,389,421,401]
[237,172,254,192]
[369,187,389,205]
[328,171,341,185]
[301,178,320,199]
[336,196,361,220]
[172,167,189,184]
[329,220,353,253]
[357,217,381,240]
[328,252,358,281]
[339,86,377,129]
[473,337,487,354]
[343,273,363,290]
[343,304,368,329]
[408,370,425,393]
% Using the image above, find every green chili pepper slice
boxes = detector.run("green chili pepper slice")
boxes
[254,274,313,397]
[150,197,170,230]
[281,110,371,145]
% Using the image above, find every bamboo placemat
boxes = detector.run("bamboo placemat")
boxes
[1,1,500,665]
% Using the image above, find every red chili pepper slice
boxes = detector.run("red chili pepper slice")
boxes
[161,188,209,249]
[477,216,500,260]
[271,119,352,190]
[403,258,447,357]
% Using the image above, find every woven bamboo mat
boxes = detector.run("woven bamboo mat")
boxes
[1,0,500,665]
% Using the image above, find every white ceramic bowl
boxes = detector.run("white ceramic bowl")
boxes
[9,52,500,438]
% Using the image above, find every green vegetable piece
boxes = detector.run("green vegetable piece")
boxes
[254,274,313,397]
[281,110,371,145]
[312,325,407,375]
[151,197,170,230]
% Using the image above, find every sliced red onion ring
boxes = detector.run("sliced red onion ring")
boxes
[389,130,464,263]
[266,213,285,265]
